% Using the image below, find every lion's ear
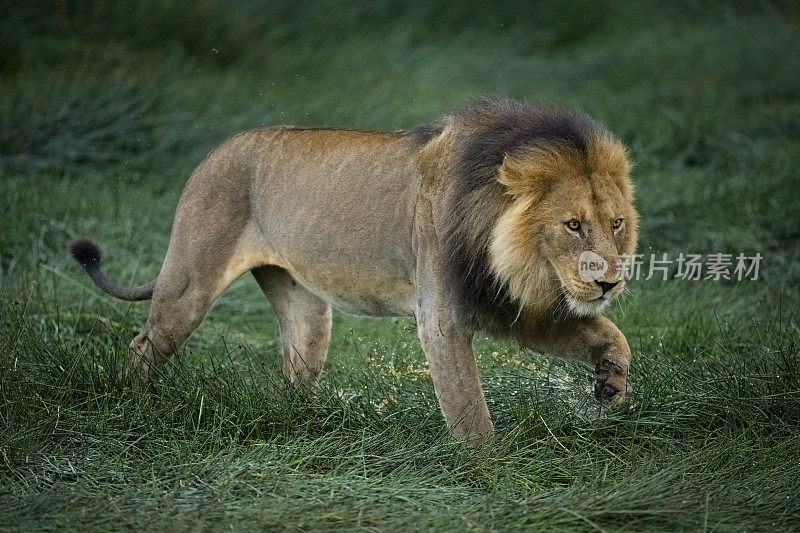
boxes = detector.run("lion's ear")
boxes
[497,147,581,198]
[587,134,633,200]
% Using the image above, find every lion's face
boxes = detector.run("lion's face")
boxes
[538,175,637,316]
[489,136,637,318]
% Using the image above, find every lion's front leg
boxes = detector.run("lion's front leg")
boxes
[524,315,632,406]
[416,305,493,440]
[413,193,492,441]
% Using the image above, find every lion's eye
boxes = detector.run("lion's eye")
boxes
[612,218,623,229]
[566,219,581,231]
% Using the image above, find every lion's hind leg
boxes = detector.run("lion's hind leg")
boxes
[252,266,332,391]
[130,219,271,381]
[129,269,213,380]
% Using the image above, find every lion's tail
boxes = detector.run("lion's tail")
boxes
[69,239,155,301]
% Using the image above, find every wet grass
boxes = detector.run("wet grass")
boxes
[1,1,799,530]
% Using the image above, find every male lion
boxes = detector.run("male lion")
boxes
[71,97,637,439]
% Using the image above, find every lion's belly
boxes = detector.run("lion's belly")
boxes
[288,268,417,316]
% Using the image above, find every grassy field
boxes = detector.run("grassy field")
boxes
[2,1,800,530]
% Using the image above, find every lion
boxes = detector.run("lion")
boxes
[70,96,637,440]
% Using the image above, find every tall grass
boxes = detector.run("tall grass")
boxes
[1,1,799,530]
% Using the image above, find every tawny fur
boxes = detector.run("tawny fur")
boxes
[71,97,638,442]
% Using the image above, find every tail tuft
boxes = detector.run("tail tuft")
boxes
[68,238,155,301]
[69,239,102,269]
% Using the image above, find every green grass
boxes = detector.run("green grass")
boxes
[2,1,800,530]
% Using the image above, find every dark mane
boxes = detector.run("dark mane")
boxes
[406,121,443,145]
[411,96,613,333]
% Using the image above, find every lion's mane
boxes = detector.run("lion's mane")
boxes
[409,97,630,334]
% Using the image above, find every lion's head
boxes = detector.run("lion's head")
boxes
[491,133,637,318]
[414,97,637,331]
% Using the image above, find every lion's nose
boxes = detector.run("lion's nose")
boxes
[595,280,619,294]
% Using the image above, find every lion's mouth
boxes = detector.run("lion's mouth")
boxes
[551,269,619,315]
[564,293,610,316]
